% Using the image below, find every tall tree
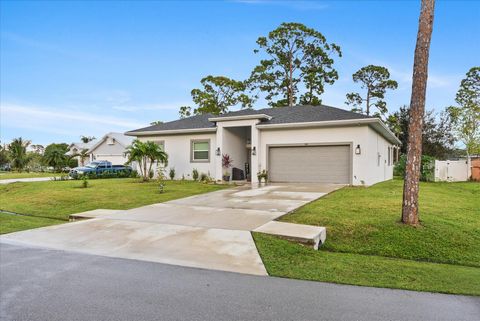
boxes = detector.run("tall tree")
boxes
[249,22,341,107]
[387,106,455,158]
[447,67,480,156]
[402,0,435,226]
[186,76,252,115]
[80,136,96,143]
[43,146,68,172]
[346,65,398,117]
[8,137,31,172]
[179,106,192,119]
[0,143,9,167]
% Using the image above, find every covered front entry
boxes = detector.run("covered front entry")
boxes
[268,145,351,184]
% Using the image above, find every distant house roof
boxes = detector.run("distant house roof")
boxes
[126,105,372,134]
[66,139,98,155]
[88,132,134,153]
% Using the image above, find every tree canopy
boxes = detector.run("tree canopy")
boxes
[249,22,341,107]
[8,137,31,171]
[346,65,398,117]
[387,105,455,159]
[182,76,252,116]
[447,66,480,155]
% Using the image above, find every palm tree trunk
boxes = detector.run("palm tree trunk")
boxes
[402,0,435,226]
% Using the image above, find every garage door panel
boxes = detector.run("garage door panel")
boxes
[268,145,350,183]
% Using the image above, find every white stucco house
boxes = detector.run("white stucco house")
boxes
[88,132,134,165]
[125,105,401,185]
[66,140,98,166]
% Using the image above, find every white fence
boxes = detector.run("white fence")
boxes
[434,159,470,182]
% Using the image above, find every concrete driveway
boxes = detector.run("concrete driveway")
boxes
[0,183,341,275]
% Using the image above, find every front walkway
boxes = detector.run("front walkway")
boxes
[0,184,341,275]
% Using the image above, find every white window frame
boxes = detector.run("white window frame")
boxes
[190,139,210,163]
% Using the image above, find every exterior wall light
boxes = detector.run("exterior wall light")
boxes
[216,147,221,156]
[252,146,256,155]
[355,144,361,155]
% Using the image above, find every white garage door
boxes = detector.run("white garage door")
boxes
[94,155,127,165]
[268,145,351,183]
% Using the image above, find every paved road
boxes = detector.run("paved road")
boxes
[0,177,59,184]
[1,243,478,321]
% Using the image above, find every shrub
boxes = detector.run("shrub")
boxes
[149,169,154,179]
[81,175,89,188]
[130,170,139,178]
[394,154,435,182]
[169,168,175,180]
[200,172,207,182]
[257,170,268,183]
[192,168,199,181]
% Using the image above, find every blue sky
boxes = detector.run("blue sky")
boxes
[1,0,479,145]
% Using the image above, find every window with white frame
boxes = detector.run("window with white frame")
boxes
[191,140,210,162]
[154,141,165,151]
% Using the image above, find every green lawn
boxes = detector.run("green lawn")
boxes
[0,178,227,234]
[254,180,480,295]
[0,171,62,179]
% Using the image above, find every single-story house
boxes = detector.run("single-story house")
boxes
[87,132,133,165]
[66,140,98,166]
[125,105,401,185]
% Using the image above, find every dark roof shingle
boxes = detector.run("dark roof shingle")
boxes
[127,105,373,134]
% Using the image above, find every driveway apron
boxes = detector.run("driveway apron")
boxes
[0,183,342,275]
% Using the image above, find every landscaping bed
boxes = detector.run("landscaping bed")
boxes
[254,179,480,295]
[0,178,227,234]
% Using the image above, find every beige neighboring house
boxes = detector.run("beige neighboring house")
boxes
[88,132,133,165]
[126,105,401,185]
[66,140,97,166]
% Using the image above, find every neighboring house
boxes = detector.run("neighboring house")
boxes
[66,140,97,166]
[125,105,401,185]
[88,132,133,165]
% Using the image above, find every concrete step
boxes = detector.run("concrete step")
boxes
[69,209,123,221]
[254,221,326,250]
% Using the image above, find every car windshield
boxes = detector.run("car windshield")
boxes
[85,162,99,168]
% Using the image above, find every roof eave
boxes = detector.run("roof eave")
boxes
[208,114,272,122]
[125,127,217,136]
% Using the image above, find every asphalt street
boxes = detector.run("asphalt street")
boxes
[1,242,479,321]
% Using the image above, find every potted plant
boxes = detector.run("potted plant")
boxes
[222,154,233,182]
[257,170,268,185]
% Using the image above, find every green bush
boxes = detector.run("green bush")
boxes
[169,168,175,180]
[192,168,199,181]
[79,170,132,180]
[394,155,435,182]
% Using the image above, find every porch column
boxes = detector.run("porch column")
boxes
[214,125,224,181]
[251,124,260,184]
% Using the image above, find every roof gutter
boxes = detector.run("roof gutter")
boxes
[125,127,217,137]
[256,118,401,145]
[208,114,272,122]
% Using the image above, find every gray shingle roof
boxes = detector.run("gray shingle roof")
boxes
[126,105,373,134]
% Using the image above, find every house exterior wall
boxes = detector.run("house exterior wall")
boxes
[138,133,216,179]
[259,125,394,186]
[91,140,129,165]
[365,126,394,185]
[131,124,395,185]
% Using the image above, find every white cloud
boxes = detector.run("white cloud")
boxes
[0,102,146,143]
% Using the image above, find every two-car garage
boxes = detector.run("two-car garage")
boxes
[267,145,352,184]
